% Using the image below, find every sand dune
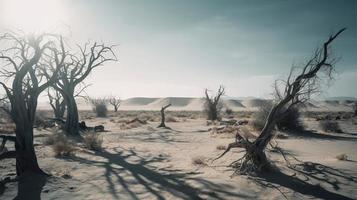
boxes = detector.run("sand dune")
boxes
[37,97,355,112]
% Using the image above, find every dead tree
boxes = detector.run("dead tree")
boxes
[48,88,66,119]
[204,86,225,121]
[50,42,117,135]
[215,28,346,174]
[109,96,121,112]
[0,32,65,175]
[158,104,171,128]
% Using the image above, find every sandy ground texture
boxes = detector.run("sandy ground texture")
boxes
[1,111,357,200]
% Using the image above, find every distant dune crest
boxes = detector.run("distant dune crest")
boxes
[37,97,356,112]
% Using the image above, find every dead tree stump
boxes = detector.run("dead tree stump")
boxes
[158,104,172,128]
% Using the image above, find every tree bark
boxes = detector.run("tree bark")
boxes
[64,96,79,135]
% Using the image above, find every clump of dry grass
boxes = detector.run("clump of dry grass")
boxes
[192,156,207,166]
[216,145,227,150]
[319,120,343,133]
[43,133,60,145]
[120,121,142,129]
[51,134,76,157]
[83,132,103,151]
[210,125,237,135]
[336,154,348,161]
[138,113,157,122]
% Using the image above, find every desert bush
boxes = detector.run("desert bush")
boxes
[250,101,273,131]
[251,102,302,132]
[225,108,234,116]
[276,107,303,131]
[43,133,60,145]
[51,134,76,157]
[216,145,226,150]
[192,156,207,166]
[319,120,343,133]
[89,98,108,117]
[83,133,103,151]
[336,154,348,161]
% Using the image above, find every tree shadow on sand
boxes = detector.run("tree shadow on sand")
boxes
[64,147,252,200]
[250,161,357,200]
[288,129,357,141]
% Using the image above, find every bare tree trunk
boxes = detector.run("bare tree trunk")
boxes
[158,104,171,128]
[15,129,42,175]
[65,96,79,135]
[215,28,346,174]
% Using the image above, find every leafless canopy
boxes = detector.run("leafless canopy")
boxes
[0,32,65,175]
[48,41,117,134]
[215,28,346,175]
[204,85,225,121]
[109,96,121,112]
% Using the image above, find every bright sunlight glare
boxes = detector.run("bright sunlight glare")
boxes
[0,0,67,32]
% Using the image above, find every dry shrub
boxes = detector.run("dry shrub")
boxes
[250,101,272,131]
[210,125,237,135]
[319,120,343,133]
[43,133,60,145]
[276,107,303,131]
[119,122,142,130]
[192,156,207,166]
[206,120,220,126]
[90,98,108,118]
[336,154,348,161]
[251,102,303,132]
[138,113,157,122]
[216,145,227,150]
[83,133,103,151]
[225,108,234,116]
[51,134,76,157]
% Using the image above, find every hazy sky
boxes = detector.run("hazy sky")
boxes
[0,0,356,99]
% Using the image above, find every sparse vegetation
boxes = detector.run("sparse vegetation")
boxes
[250,101,273,131]
[192,156,207,166]
[251,102,303,132]
[51,135,76,157]
[319,120,343,133]
[216,145,227,150]
[204,86,225,121]
[83,133,103,151]
[90,98,109,118]
[225,108,234,116]
[276,107,303,132]
[336,154,348,161]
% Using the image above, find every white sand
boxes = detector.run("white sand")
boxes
[1,112,357,199]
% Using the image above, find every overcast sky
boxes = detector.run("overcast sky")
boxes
[0,0,356,99]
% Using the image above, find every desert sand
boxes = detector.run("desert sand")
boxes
[1,101,357,199]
